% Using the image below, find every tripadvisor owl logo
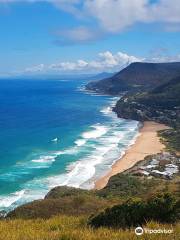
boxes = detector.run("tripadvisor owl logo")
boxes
[135,227,144,235]
[135,226,173,235]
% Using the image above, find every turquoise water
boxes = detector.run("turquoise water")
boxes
[0,79,139,212]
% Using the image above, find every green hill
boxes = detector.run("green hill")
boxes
[114,76,180,123]
[113,76,180,151]
[86,62,180,94]
[2,174,180,239]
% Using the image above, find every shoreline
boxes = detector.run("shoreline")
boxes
[95,121,169,190]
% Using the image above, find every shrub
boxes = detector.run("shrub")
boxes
[89,193,179,229]
[45,186,91,199]
[7,196,111,219]
[97,174,163,199]
[89,198,146,229]
[146,193,179,223]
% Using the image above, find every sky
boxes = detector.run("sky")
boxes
[0,0,180,76]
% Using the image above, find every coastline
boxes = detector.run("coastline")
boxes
[95,121,169,190]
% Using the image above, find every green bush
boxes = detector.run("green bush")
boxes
[89,198,146,229]
[45,186,91,199]
[146,193,179,223]
[89,193,179,229]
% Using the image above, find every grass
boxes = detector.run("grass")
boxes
[7,175,180,220]
[98,174,180,200]
[0,215,179,240]
[7,195,116,220]
[3,175,179,240]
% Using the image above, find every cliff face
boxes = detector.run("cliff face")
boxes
[86,62,180,95]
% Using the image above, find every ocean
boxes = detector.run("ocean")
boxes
[0,79,139,212]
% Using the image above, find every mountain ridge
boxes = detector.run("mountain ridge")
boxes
[86,62,180,95]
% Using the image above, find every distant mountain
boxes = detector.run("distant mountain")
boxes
[89,72,115,81]
[86,62,180,95]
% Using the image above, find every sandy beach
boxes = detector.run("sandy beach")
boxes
[95,121,169,190]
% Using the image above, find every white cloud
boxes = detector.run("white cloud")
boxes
[49,50,142,72]
[148,0,180,23]
[24,63,45,72]
[84,0,148,32]
[1,1,180,34]
[49,0,85,17]
[146,54,180,63]
[54,26,103,45]
[100,51,140,66]
[1,0,180,44]
[24,51,142,74]
[23,49,180,74]
[50,59,89,71]
[83,0,180,32]
[145,47,180,63]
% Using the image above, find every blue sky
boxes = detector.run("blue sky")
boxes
[0,0,180,76]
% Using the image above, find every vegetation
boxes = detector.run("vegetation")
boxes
[113,76,180,152]
[86,62,180,94]
[89,193,180,229]
[137,76,180,111]
[45,186,92,199]
[98,173,180,199]
[7,194,112,220]
[159,128,180,152]
[7,174,180,220]
[2,175,180,239]
[98,174,163,198]
[0,215,179,240]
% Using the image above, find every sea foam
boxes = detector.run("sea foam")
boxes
[0,190,25,208]
[0,97,139,212]
[32,155,56,163]
[82,124,108,139]
[75,139,86,146]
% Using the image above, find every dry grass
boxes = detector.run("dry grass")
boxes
[0,215,179,240]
